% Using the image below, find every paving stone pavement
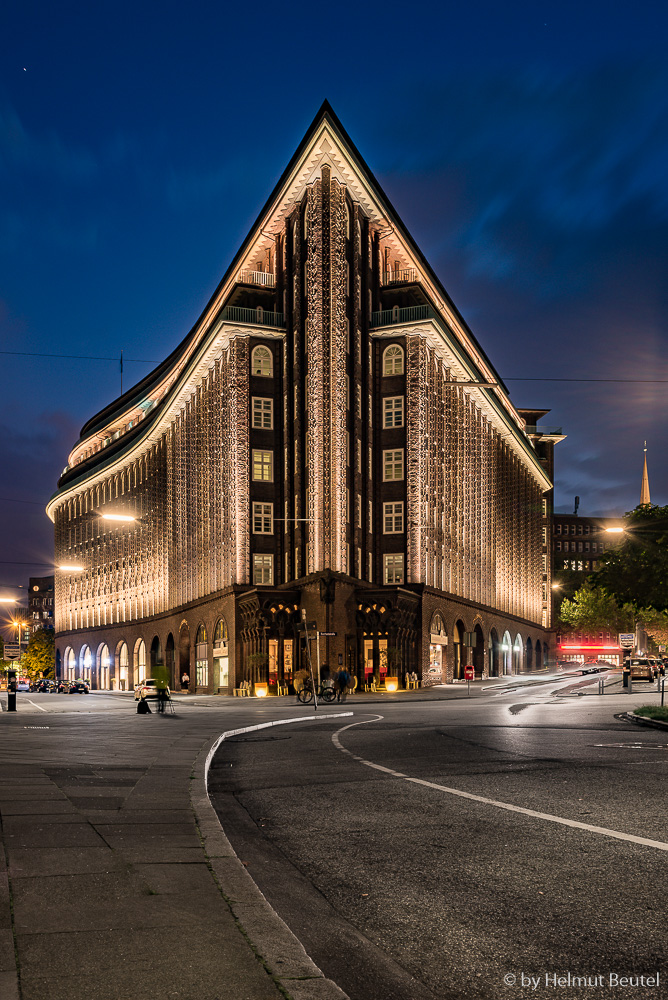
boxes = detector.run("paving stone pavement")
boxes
[0,699,349,1000]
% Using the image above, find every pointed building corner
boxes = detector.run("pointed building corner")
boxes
[640,442,651,506]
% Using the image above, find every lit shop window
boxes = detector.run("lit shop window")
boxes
[252,397,273,429]
[383,396,404,428]
[252,503,273,534]
[253,554,273,585]
[383,345,404,376]
[383,449,404,481]
[383,501,404,533]
[251,346,273,377]
[384,553,404,585]
[252,450,273,482]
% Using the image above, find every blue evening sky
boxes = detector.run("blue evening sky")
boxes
[1,0,667,596]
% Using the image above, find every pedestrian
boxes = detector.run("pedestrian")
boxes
[181,671,189,691]
[336,667,350,703]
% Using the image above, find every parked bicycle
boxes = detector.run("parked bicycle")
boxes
[296,677,336,704]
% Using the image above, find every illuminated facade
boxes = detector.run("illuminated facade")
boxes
[49,104,554,692]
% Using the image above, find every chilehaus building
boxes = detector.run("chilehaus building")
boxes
[48,104,555,694]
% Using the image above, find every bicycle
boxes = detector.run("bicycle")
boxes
[296,679,337,704]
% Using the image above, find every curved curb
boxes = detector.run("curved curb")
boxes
[621,711,668,731]
[190,712,353,1000]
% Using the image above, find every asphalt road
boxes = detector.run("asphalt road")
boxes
[209,678,668,1000]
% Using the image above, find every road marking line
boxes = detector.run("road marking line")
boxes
[27,700,48,712]
[331,716,668,853]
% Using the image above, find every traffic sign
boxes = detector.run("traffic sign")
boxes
[464,666,474,680]
[618,633,634,649]
[295,621,318,631]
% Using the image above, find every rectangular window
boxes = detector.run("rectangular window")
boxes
[252,397,273,429]
[383,396,404,428]
[346,431,350,466]
[252,502,273,534]
[384,553,404,585]
[253,554,273,585]
[368,552,373,582]
[356,546,362,579]
[368,446,373,479]
[383,501,404,533]
[368,500,373,532]
[383,449,404,481]
[356,493,362,529]
[356,438,362,474]
[252,450,273,481]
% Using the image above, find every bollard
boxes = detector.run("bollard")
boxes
[627,675,632,695]
[661,678,665,708]
[7,670,17,712]
[7,691,17,712]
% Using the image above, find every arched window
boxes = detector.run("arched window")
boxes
[134,638,146,685]
[213,619,228,645]
[431,613,445,635]
[196,624,209,689]
[251,345,273,377]
[383,344,404,376]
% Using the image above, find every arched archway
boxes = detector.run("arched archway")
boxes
[213,619,229,690]
[116,641,129,691]
[179,623,191,690]
[543,641,549,668]
[79,645,92,685]
[133,638,146,687]
[502,631,512,675]
[526,637,533,671]
[150,635,162,670]
[535,641,543,669]
[165,633,175,688]
[453,620,465,680]
[488,628,500,677]
[195,624,209,690]
[513,634,523,673]
[97,643,110,689]
[64,646,76,681]
[473,624,485,678]
[429,612,446,682]
[55,648,62,680]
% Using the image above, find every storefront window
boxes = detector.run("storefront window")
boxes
[213,618,229,688]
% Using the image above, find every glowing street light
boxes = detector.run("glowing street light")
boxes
[605,527,624,534]
[101,513,137,523]
[58,564,84,571]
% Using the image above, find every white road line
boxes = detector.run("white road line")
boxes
[27,700,48,713]
[331,716,668,853]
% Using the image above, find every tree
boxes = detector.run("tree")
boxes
[21,627,55,681]
[594,504,668,612]
[558,583,635,634]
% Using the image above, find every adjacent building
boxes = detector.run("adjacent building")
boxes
[28,576,55,633]
[48,103,555,692]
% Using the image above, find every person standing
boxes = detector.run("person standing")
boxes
[181,671,189,692]
[336,667,349,703]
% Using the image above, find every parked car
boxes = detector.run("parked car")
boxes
[36,678,57,693]
[16,678,30,692]
[627,658,656,682]
[134,679,170,701]
[56,679,70,693]
[69,679,90,694]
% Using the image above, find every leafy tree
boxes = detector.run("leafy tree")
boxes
[558,582,635,634]
[594,504,668,612]
[21,627,55,681]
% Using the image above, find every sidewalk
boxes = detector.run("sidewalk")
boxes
[0,700,348,1000]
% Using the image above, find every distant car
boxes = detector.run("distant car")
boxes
[134,679,170,701]
[56,679,70,693]
[649,657,665,677]
[69,679,90,694]
[16,679,30,692]
[36,678,56,693]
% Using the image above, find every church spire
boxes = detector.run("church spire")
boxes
[640,442,651,506]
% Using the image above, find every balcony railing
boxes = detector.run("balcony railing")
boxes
[370,304,435,327]
[381,268,419,285]
[524,425,563,436]
[221,305,285,328]
[237,270,276,288]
